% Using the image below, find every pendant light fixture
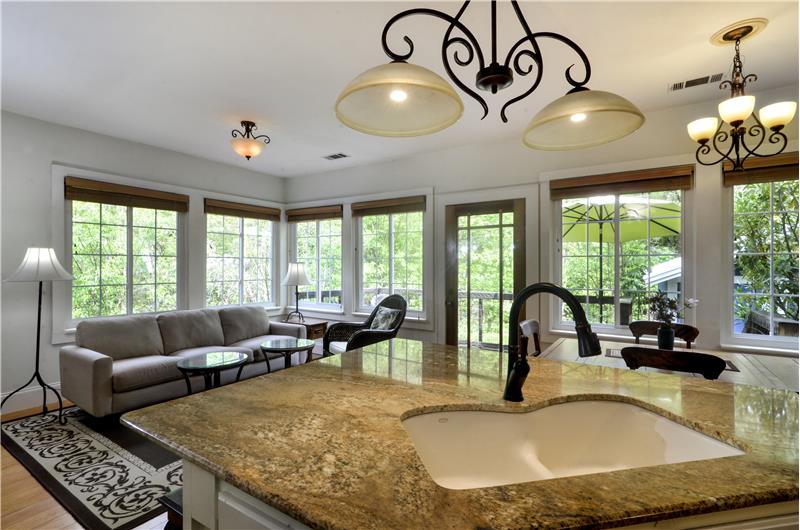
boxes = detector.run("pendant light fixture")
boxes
[336,0,644,149]
[687,19,796,170]
[230,120,271,160]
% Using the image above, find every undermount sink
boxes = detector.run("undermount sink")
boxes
[402,399,744,490]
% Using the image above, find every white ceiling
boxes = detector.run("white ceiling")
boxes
[2,1,798,178]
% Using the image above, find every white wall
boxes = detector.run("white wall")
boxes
[1,111,284,411]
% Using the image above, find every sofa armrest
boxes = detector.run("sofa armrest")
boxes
[269,321,307,339]
[59,346,113,418]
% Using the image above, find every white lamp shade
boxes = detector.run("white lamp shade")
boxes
[523,90,645,150]
[230,137,264,159]
[718,95,755,125]
[5,248,73,282]
[687,117,719,143]
[758,101,797,130]
[282,263,310,286]
[335,62,464,137]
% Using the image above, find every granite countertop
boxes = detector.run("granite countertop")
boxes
[122,339,799,530]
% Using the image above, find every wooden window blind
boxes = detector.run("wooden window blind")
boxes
[203,198,281,222]
[723,152,798,186]
[351,195,426,217]
[549,165,695,200]
[64,177,190,212]
[286,204,343,223]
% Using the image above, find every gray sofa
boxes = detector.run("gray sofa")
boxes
[59,306,306,418]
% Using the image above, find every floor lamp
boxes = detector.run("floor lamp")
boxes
[283,262,310,322]
[2,248,73,424]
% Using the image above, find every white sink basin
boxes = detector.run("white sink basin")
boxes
[402,400,744,490]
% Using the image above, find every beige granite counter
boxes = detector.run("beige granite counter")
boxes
[122,339,798,529]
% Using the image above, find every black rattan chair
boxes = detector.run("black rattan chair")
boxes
[323,295,407,355]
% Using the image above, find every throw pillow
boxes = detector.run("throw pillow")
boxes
[370,307,402,330]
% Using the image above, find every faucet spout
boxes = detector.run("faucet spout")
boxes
[502,282,601,402]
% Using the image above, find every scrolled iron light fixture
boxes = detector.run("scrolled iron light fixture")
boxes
[335,0,644,149]
[687,19,796,171]
[230,120,271,160]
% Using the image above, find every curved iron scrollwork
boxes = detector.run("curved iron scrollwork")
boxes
[231,120,271,145]
[379,0,593,122]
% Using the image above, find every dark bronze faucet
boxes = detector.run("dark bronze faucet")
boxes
[503,282,602,402]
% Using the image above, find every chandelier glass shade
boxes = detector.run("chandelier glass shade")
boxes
[230,120,271,160]
[335,62,464,137]
[335,0,644,150]
[523,89,645,150]
[688,23,796,171]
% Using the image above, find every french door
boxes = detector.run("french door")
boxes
[445,199,525,350]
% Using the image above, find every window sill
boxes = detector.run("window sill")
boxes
[297,307,345,316]
[720,342,799,357]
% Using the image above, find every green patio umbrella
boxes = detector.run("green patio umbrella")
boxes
[560,195,681,318]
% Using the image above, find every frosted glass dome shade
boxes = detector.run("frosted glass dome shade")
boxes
[230,137,264,160]
[759,101,797,131]
[335,62,464,137]
[523,90,645,150]
[718,95,755,126]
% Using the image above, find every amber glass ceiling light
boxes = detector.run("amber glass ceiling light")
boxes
[687,19,796,170]
[230,120,271,160]
[336,0,644,148]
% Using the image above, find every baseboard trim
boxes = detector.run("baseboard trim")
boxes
[1,380,65,416]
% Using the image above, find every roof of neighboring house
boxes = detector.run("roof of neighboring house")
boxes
[646,257,682,286]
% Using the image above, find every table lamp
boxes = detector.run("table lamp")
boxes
[282,262,310,322]
[2,248,73,424]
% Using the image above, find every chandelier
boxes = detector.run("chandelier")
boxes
[230,120,271,160]
[335,0,644,150]
[687,19,796,171]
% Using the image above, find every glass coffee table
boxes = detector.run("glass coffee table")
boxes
[176,351,249,394]
[260,338,316,372]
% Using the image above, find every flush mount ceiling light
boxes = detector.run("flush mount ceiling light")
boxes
[230,120,271,160]
[335,0,644,149]
[687,19,796,171]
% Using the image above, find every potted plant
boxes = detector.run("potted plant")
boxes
[646,291,700,349]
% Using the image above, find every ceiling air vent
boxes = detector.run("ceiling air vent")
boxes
[668,73,724,92]
[323,153,349,160]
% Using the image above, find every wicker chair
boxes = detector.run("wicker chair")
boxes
[323,295,407,355]
[629,321,700,349]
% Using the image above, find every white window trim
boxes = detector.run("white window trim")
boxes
[354,210,428,320]
[204,214,280,310]
[720,181,799,353]
[287,219,344,312]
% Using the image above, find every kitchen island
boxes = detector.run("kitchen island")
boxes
[122,339,798,529]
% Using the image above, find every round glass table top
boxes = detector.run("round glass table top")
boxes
[260,338,316,352]
[176,351,249,371]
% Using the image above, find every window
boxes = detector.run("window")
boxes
[358,210,424,314]
[70,201,179,318]
[206,214,274,307]
[294,219,342,308]
[559,191,683,327]
[731,179,798,338]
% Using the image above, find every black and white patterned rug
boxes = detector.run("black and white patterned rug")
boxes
[2,407,181,530]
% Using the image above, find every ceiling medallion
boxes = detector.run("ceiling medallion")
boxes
[230,120,271,160]
[687,19,796,171]
[335,0,644,150]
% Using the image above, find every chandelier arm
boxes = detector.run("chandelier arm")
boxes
[442,2,489,119]
[524,31,592,89]
[251,134,271,144]
[231,129,246,139]
[499,52,543,123]
[381,5,485,68]
[739,122,767,161]
[695,123,735,167]
[741,123,788,160]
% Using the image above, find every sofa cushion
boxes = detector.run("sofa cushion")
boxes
[76,314,164,360]
[169,345,253,363]
[218,305,270,345]
[329,341,348,354]
[229,335,306,361]
[112,355,181,392]
[157,309,225,354]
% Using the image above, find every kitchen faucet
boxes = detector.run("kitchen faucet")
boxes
[503,283,601,402]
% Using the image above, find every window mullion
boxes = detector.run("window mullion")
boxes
[316,221,322,303]
[614,196,621,326]
[239,217,245,305]
[769,183,775,335]
[126,207,134,314]
[388,215,395,295]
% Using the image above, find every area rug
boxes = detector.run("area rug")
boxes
[1,407,182,530]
